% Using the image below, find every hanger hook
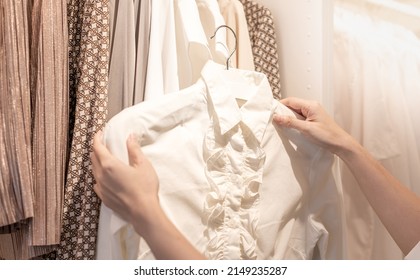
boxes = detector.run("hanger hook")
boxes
[210,25,237,70]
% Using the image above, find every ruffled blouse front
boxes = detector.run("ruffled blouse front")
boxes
[203,119,265,260]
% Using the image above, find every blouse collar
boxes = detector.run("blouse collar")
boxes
[200,60,274,143]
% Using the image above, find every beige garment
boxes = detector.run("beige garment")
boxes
[0,0,33,230]
[107,0,151,120]
[132,0,151,105]
[217,0,254,70]
[0,0,68,259]
[30,0,68,247]
[107,0,137,119]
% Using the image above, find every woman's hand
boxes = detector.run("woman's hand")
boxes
[91,131,205,259]
[273,97,355,155]
[274,97,420,256]
[91,132,159,236]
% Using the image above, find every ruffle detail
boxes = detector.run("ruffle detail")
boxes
[202,121,265,260]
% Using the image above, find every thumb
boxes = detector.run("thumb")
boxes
[273,114,308,132]
[126,134,145,167]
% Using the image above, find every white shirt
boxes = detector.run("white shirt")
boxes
[96,61,344,260]
[174,0,212,89]
[196,0,229,64]
[143,0,179,100]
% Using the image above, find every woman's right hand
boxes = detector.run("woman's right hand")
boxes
[273,97,355,156]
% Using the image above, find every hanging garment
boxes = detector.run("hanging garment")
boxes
[0,0,34,259]
[131,0,151,105]
[394,28,420,164]
[143,0,179,100]
[0,0,68,260]
[334,6,420,259]
[30,0,69,248]
[174,0,211,89]
[107,0,138,120]
[217,0,255,70]
[56,0,109,260]
[96,61,344,260]
[196,0,229,64]
[239,0,282,100]
[107,0,151,120]
[0,0,34,234]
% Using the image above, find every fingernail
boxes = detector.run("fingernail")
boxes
[128,134,135,142]
[97,130,104,139]
[273,115,285,123]
[129,133,140,143]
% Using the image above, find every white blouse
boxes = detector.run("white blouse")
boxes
[96,61,344,260]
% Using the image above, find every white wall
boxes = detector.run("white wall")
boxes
[253,0,334,112]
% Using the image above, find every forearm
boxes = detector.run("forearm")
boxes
[132,204,206,260]
[338,138,420,255]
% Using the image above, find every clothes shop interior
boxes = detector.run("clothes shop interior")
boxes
[1,0,420,260]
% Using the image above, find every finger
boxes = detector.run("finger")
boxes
[273,114,309,133]
[90,151,100,182]
[92,130,113,162]
[93,183,103,200]
[126,134,145,167]
[280,97,312,116]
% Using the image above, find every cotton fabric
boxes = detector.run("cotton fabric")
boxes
[196,0,229,64]
[174,0,211,89]
[96,61,344,260]
[143,0,179,100]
